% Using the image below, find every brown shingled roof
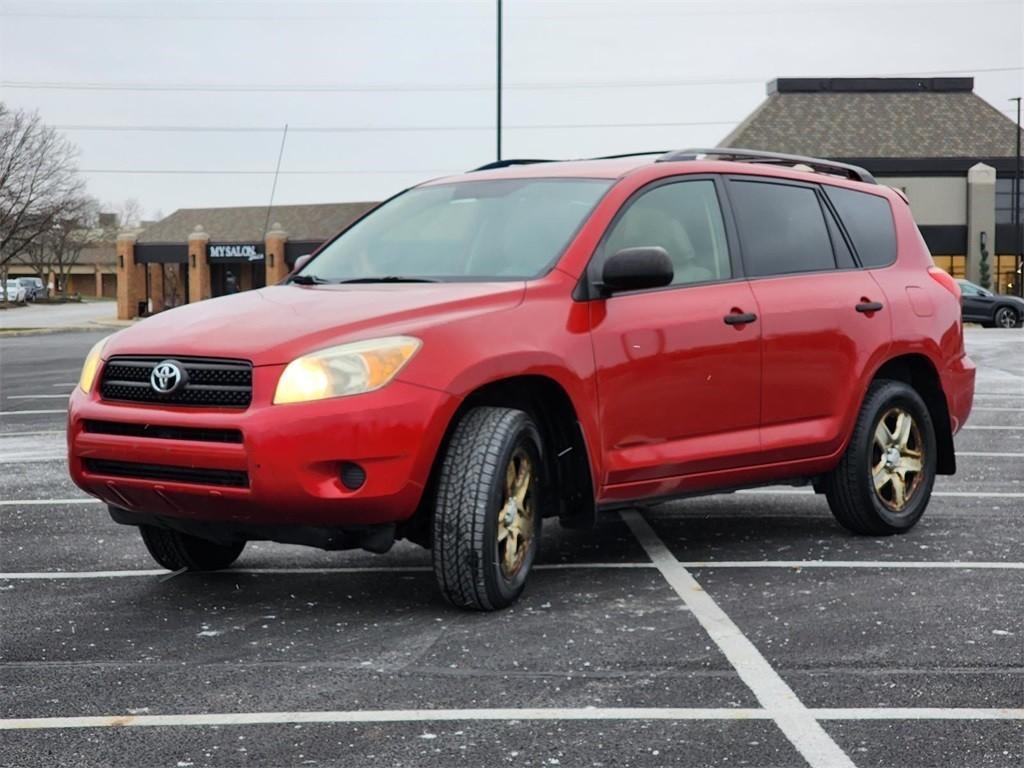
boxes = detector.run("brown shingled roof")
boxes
[137,202,378,244]
[721,79,1024,158]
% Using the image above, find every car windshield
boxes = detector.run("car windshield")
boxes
[297,178,612,282]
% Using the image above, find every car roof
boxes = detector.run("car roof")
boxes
[422,157,655,185]
[421,149,881,193]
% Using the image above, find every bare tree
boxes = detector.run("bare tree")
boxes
[103,198,144,230]
[0,103,86,269]
[15,195,101,298]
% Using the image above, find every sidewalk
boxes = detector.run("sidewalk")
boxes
[0,299,132,335]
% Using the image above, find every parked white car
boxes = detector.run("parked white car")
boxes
[3,279,27,303]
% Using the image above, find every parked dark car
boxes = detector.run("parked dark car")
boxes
[16,276,47,302]
[957,279,1024,328]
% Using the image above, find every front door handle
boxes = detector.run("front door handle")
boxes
[724,312,757,326]
[855,301,884,313]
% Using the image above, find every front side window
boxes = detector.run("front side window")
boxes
[601,180,731,286]
[301,178,612,282]
[729,180,835,277]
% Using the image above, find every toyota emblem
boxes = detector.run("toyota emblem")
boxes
[150,360,186,394]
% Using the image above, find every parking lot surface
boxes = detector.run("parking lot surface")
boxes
[1,328,1021,767]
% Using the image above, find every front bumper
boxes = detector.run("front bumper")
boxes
[67,365,458,527]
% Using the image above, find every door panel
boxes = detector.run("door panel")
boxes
[960,293,991,323]
[590,281,762,485]
[751,271,892,462]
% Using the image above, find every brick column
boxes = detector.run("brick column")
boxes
[187,226,211,303]
[94,266,102,298]
[264,223,289,285]
[115,232,144,320]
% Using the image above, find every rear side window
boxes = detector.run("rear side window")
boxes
[728,180,835,277]
[824,187,897,268]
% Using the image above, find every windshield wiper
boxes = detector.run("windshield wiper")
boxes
[290,274,330,285]
[337,276,439,284]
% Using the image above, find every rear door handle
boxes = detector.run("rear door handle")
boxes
[855,301,884,313]
[723,312,757,326]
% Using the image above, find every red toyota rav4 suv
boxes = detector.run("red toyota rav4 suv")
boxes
[68,148,975,610]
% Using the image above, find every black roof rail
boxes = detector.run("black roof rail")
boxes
[589,150,670,160]
[657,147,876,184]
[470,158,556,172]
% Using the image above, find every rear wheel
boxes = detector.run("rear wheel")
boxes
[824,380,937,535]
[994,306,1020,329]
[432,406,545,611]
[139,525,245,571]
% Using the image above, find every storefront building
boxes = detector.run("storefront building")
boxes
[7,240,117,299]
[723,77,1023,294]
[117,202,375,319]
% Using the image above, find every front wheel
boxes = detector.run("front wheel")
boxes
[432,407,545,611]
[994,306,1020,329]
[824,380,937,535]
[139,526,245,571]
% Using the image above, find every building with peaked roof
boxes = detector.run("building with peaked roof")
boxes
[7,232,119,299]
[117,201,377,318]
[723,77,1023,294]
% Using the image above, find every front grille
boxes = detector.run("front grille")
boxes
[100,356,252,408]
[84,458,249,488]
[83,420,243,444]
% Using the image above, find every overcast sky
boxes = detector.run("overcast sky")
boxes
[1,0,1022,221]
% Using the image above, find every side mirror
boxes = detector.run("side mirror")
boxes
[600,247,674,294]
[290,253,314,275]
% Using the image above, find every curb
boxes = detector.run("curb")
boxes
[0,326,105,337]
[0,319,133,337]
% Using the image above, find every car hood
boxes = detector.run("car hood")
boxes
[103,282,526,366]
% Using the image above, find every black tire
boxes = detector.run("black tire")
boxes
[432,406,545,611]
[994,306,1020,329]
[139,525,245,571]
[824,380,937,535]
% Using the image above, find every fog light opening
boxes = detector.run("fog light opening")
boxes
[340,462,366,490]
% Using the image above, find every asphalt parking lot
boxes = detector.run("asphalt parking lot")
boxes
[0,328,1021,768]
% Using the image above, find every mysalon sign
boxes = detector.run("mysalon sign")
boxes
[209,243,264,261]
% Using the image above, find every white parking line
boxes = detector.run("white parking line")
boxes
[0,498,100,506]
[4,394,70,400]
[677,560,1024,570]
[970,406,1024,412]
[0,409,67,416]
[3,560,1021,581]
[957,451,1024,458]
[621,510,856,768]
[0,454,64,464]
[737,488,1024,499]
[51,383,77,387]
[814,708,1024,721]
[962,425,1024,430]
[1,706,1019,731]
[0,431,65,438]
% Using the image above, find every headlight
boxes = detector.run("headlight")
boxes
[78,336,111,394]
[273,336,421,404]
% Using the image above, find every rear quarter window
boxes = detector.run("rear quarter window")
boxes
[824,186,897,268]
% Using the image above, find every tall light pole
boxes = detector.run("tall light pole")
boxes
[495,0,503,162]
[1012,96,1022,297]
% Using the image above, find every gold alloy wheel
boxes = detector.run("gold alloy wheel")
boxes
[871,407,925,512]
[497,447,535,579]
